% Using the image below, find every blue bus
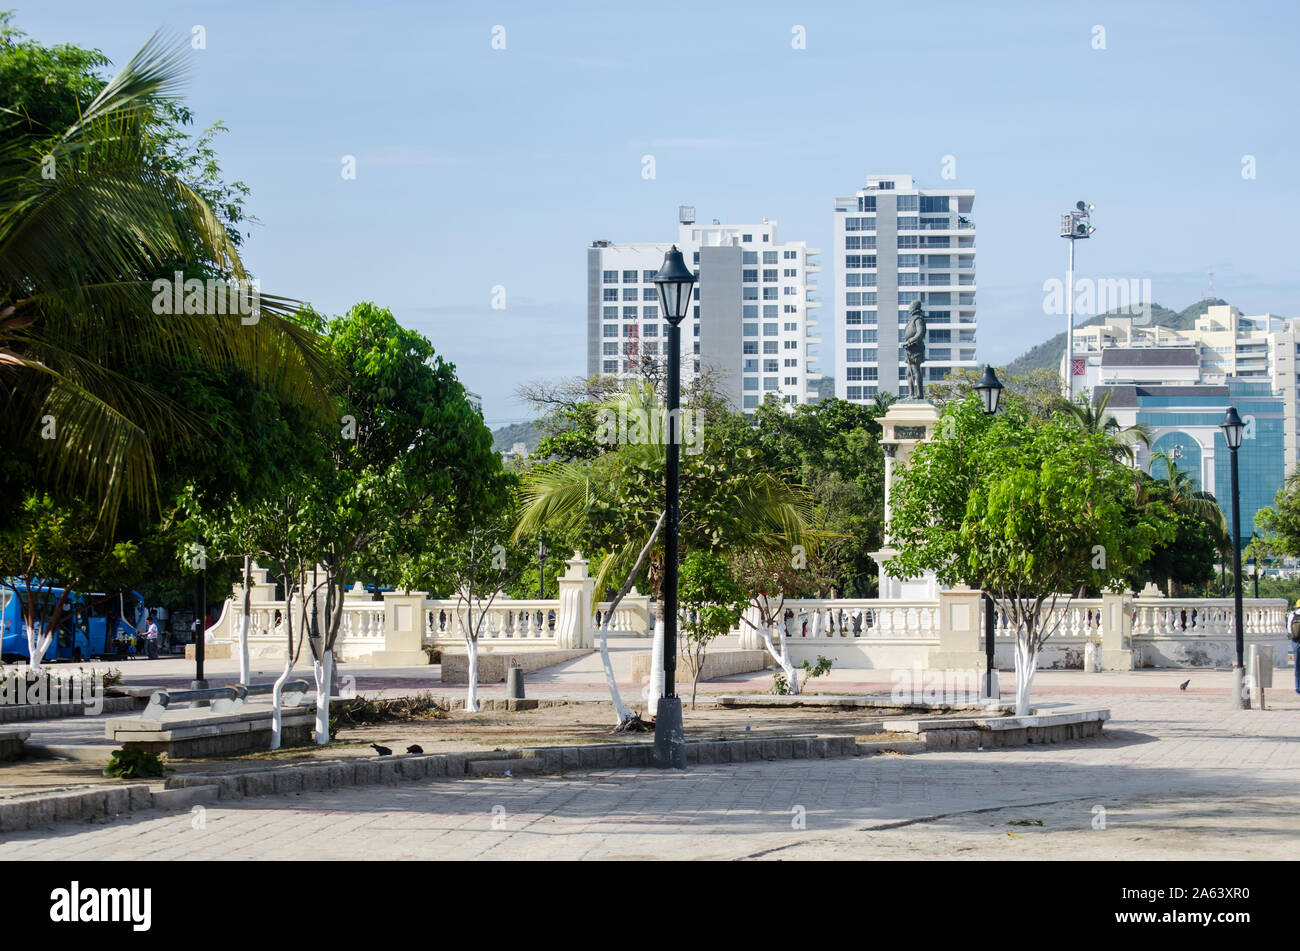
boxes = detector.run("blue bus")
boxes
[0,583,146,663]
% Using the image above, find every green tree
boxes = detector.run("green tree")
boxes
[514,383,813,726]
[677,551,746,709]
[0,25,331,525]
[886,395,1171,713]
[1050,388,1152,464]
[0,492,142,670]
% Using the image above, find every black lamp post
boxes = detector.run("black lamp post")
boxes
[652,245,695,769]
[1220,406,1248,708]
[192,531,208,693]
[973,365,1004,699]
[537,537,547,600]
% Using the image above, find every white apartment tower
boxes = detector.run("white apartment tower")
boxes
[587,207,821,413]
[832,175,977,401]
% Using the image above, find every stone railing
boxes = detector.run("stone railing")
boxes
[207,563,1292,671]
[743,599,943,642]
[989,593,1290,669]
[207,553,651,665]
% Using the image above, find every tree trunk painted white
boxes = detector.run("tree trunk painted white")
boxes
[238,556,252,685]
[759,621,799,695]
[646,614,665,716]
[599,619,634,722]
[25,621,52,674]
[312,649,332,745]
[1014,635,1037,716]
[465,635,479,713]
[270,656,292,750]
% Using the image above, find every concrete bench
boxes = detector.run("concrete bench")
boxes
[143,681,308,718]
[106,700,317,757]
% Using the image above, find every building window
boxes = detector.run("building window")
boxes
[920,195,949,213]
[763,323,778,336]
[744,287,759,301]
[897,194,918,211]
[763,251,778,264]
[784,340,798,350]
[603,325,618,338]
[784,322,798,331]
[643,323,658,337]
[604,288,618,301]
[624,306,638,319]
[744,377,759,391]
[846,348,861,362]
[763,269,778,282]
[846,310,861,325]
[898,235,919,248]
[763,287,778,300]
[743,234,753,242]
[604,360,618,373]
[858,195,877,211]
[784,358,798,368]
[744,305,759,318]
[603,342,618,355]
[622,270,637,283]
[744,359,758,372]
[764,359,779,373]
[847,330,861,344]
[763,377,779,390]
[604,306,618,319]
[743,341,758,354]
[764,304,779,317]
[642,269,657,282]
[744,395,758,409]
[784,250,798,259]
[622,288,638,301]
[764,341,779,354]
[744,323,759,337]
[847,386,862,400]
[603,270,618,283]
[784,268,798,277]
[847,367,862,381]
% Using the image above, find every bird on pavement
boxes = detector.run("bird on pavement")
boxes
[370,743,392,756]
[1179,679,1190,691]
[406,744,423,754]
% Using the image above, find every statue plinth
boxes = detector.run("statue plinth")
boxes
[876,399,942,599]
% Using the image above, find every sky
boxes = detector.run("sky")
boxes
[17,0,1300,425]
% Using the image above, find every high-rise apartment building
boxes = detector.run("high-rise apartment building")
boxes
[586,207,821,413]
[1071,304,1300,476]
[832,174,977,401]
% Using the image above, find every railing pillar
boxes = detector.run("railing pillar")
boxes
[555,552,594,649]
[373,590,429,666]
[929,585,985,672]
[1098,589,1134,671]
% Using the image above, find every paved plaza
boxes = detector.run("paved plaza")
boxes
[3,685,1297,860]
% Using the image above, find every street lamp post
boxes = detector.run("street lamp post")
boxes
[974,365,1004,700]
[1220,406,1248,709]
[652,245,696,770]
[537,538,547,600]
[193,531,208,694]
[1059,201,1094,402]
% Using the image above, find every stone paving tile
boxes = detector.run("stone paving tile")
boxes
[1,691,1297,859]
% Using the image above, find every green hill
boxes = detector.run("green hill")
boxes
[491,420,542,453]
[1003,298,1229,376]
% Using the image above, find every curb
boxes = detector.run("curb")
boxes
[0,733,860,834]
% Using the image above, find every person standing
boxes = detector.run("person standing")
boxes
[144,615,160,660]
[1289,599,1300,695]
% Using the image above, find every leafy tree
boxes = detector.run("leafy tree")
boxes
[677,551,746,709]
[731,546,834,694]
[886,395,1171,713]
[0,492,142,670]
[514,384,813,725]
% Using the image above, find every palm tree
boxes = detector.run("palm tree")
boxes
[1052,389,1152,464]
[513,383,815,726]
[0,31,331,524]
[1143,450,1230,593]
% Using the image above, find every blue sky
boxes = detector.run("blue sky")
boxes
[19,0,1300,425]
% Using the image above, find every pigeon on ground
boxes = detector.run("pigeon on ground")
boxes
[406,744,423,754]
[370,743,392,756]
[1179,679,1190,691]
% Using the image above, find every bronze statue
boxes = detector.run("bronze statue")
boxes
[902,300,927,400]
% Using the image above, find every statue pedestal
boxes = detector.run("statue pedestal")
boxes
[876,400,942,600]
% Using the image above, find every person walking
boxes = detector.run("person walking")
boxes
[144,615,160,660]
[1289,599,1300,695]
